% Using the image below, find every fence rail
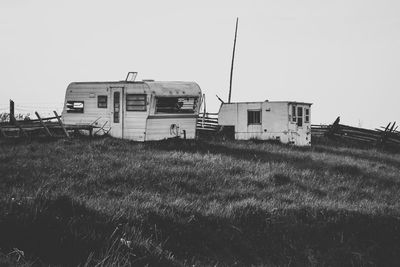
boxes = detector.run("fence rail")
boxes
[197,113,219,132]
[0,111,102,139]
[311,117,400,147]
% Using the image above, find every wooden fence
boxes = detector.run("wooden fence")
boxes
[4,98,398,147]
[195,113,400,147]
[0,111,103,139]
[0,100,110,139]
[196,112,219,132]
[311,117,400,147]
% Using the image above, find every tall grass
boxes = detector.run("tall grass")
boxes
[1,137,400,266]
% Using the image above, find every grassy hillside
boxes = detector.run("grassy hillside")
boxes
[1,137,400,266]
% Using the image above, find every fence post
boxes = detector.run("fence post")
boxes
[9,99,14,123]
[202,94,206,128]
[10,114,27,137]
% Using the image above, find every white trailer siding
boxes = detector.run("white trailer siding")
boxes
[62,83,110,127]
[218,101,312,146]
[145,116,197,141]
[261,102,291,143]
[123,84,150,141]
[236,102,263,140]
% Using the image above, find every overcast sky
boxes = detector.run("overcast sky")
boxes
[1,0,399,129]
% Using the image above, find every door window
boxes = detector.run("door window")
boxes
[305,108,310,123]
[297,107,303,127]
[291,105,296,123]
[113,92,120,123]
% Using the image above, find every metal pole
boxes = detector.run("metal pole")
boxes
[228,17,239,103]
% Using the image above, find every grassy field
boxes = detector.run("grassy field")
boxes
[1,136,400,266]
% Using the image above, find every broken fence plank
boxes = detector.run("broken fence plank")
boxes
[53,111,70,138]
[35,112,53,137]
[94,121,109,135]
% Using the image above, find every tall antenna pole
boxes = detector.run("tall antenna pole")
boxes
[228,17,239,103]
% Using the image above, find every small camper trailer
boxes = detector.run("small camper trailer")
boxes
[218,101,312,146]
[62,76,202,141]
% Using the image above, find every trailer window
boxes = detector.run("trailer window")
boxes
[98,95,107,108]
[291,105,296,123]
[248,110,261,125]
[305,108,310,123]
[155,97,198,114]
[66,101,84,113]
[126,94,146,111]
[297,107,303,127]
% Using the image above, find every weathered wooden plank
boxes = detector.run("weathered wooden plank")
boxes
[327,117,340,136]
[0,128,7,138]
[35,112,53,137]
[196,122,218,127]
[9,100,14,123]
[93,121,109,135]
[339,124,379,135]
[53,111,70,138]
[197,124,218,129]
[340,129,380,139]
[333,134,375,143]
[196,127,219,132]
[10,114,27,137]
[197,126,219,130]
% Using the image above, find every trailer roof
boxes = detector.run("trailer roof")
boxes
[222,101,313,105]
[68,81,201,96]
[145,81,201,96]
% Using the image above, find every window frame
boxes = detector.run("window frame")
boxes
[155,96,198,114]
[305,108,310,123]
[113,92,120,123]
[291,105,297,123]
[66,101,84,113]
[97,95,108,108]
[297,106,303,127]
[247,109,262,125]
[126,94,147,112]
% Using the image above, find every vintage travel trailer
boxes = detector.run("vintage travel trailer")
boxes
[62,77,202,141]
[218,101,312,146]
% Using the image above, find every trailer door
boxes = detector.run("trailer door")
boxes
[110,87,124,138]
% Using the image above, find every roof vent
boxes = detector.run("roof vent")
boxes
[125,72,137,82]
